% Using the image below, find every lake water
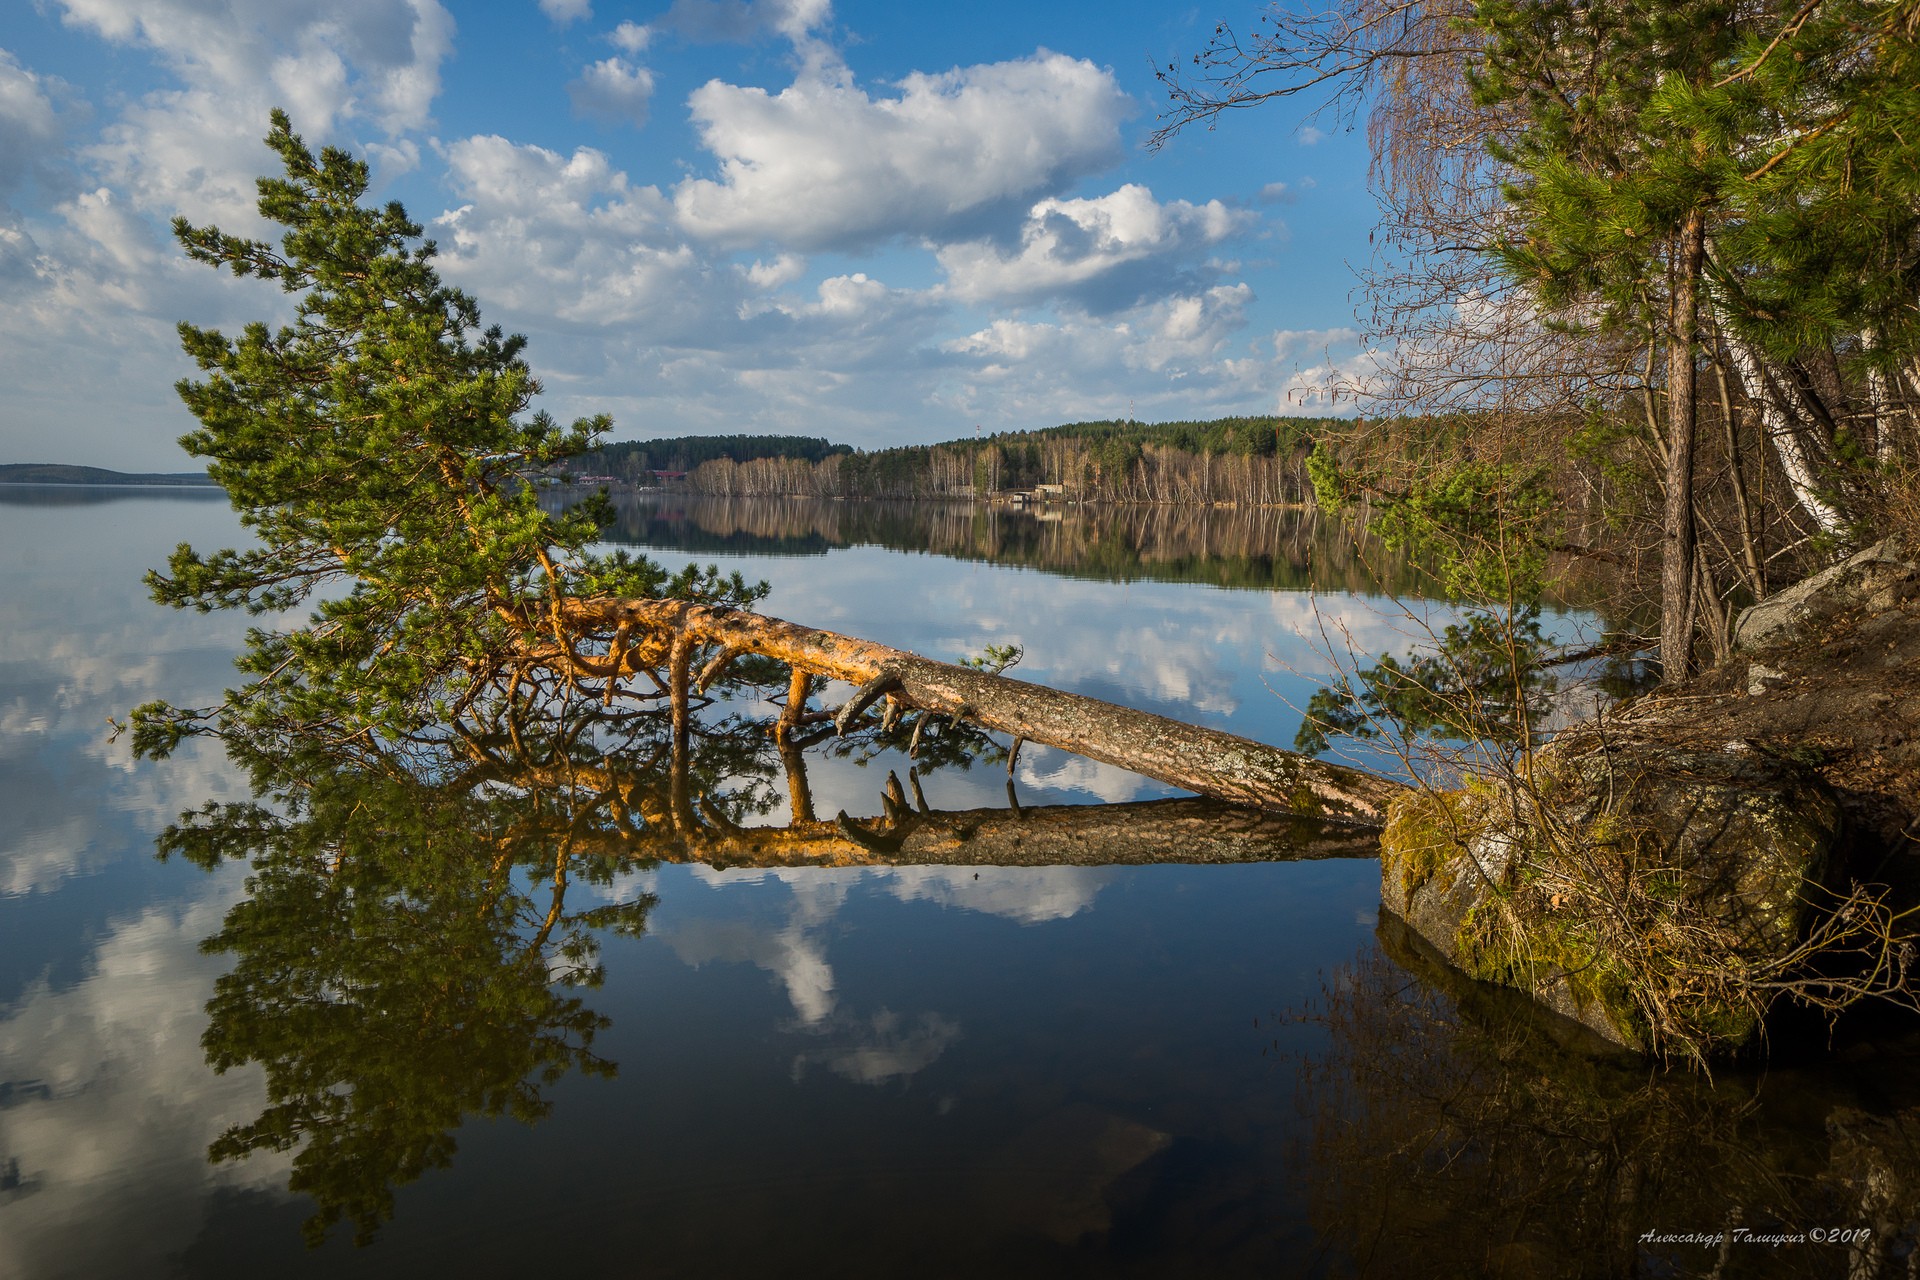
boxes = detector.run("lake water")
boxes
[2,488,1917,1279]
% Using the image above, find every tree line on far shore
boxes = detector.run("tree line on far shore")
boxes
[569,415,1339,505]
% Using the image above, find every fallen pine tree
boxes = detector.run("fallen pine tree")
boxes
[128,113,1402,832]
[559,595,1405,824]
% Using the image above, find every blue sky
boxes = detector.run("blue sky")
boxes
[0,0,1379,470]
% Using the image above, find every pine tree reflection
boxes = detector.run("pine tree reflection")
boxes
[163,699,1372,1248]
[158,702,796,1245]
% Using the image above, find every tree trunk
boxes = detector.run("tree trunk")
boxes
[1861,328,1896,469]
[607,793,1382,869]
[1711,347,1767,600]
[1662,211,1706,681]
[1719,321,1847,540]
[561,596,1408,825]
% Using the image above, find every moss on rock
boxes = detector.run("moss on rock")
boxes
[1379,787,1477,900]
[1380,737,1842,1059]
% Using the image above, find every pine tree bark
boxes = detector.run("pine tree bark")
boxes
[1662,210,1707,681]
[560,596,1407,825]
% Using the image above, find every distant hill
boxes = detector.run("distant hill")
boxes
[0,463,219,487]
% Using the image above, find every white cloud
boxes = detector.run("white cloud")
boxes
[673,51,1130,250]
[0,52,69,201]
[757,271,910,322]
[61,0,453,226]
[881,865,1112,924]
[421,134,974,442]
[61,0,454,133]
[434,135,705,330]
[665,869,858,1024]
[0,883,291,1280]
[567,56,654,126]
[669,871,967,1088]
[1269,325,1383,410]
[2,0,1359,468]
[0,216,40,288]
[665,860,1111,1041]
[540,0,592,24]
[1131,283,1256,370]
[945,283,1252,378]
[0,497,280,893]
[87,92,276,229]
[0,161,294,469]
[941,304,1377,428]
[742,252,806,289]
[609,20,652,53]
[1298,124,1326,145]
[1267,590,1454,667]
[790,1008,960,1086]
[937,184,1250,310]
[1271,326,1360,362]
[1014,752,1155,803]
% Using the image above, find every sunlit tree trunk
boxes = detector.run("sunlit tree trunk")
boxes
[1720,327,1848,539]
[1661,211,1706,679]
[561,595,1408,824]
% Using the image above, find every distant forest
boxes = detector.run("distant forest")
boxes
[573,416,1342,506]
[586,434,851,479]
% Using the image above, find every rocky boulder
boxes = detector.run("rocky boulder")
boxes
[1734,535,1917,653]
[1379,734,1845,1056]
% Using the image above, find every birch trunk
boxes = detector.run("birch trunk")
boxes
[1721,327,1848,539]
[1862,327,1896,469]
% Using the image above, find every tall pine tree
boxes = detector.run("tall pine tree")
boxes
[131,112,761,756]
[1475,0,1744,677]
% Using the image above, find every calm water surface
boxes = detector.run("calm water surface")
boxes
[2,490,1916,1279]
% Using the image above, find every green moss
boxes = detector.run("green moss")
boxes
[1390,760,1791,1059]
[1453,847,1764,1056]
[1581,809,1650,856]
[1645,873,1685,901]
[1689,1000,1760,1047]
[1455,898,1648,1045]
[1380,788,1476,898]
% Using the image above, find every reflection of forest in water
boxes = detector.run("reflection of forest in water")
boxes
[0,483,227,507]
[565,492,1420,597]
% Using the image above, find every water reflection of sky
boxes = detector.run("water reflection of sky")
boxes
[0,496,291,1280]
[0,498,268,896]
[0,492,1560,1276]
[502,857,1383,1276]
[641,538,1479,798]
